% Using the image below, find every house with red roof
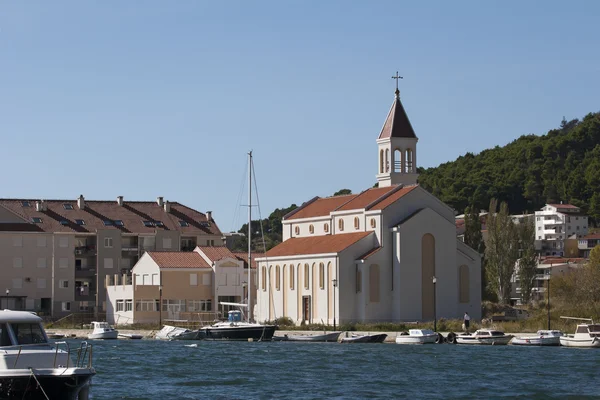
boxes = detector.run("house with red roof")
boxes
[255,88,482,325]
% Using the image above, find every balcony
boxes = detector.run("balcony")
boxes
[543,219,559,225]
[74,245,97,257]
[535,274,550,281]
[75,266,96,277]
[121,246,139,254]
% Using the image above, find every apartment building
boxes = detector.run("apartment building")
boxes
[534,204,588,256]
[577,233,600,258]
[0,195,223,318]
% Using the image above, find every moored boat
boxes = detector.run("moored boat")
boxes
[340,333,387,343]
[455,329,513,345]
[559,317,600,348]
[395,329,438,345]
[511,330,563,346]
[273,331,342,342]
[87,321,119,339]
[155,325,201,340]
[0,310,95,399]
[199,309,276,341]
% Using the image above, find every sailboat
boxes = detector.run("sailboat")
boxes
[199,151,277,341]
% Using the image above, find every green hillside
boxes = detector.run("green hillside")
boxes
[418,112,600,223]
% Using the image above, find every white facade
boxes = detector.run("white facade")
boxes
[534,204,588,256]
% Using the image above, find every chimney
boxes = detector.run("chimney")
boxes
[164,200,170,212]
[117,196,124,206]
[157,197,164,207]
[41,200,47,211]
[206,211,212,221]
[35,201,42,212]
[77,195,85,209]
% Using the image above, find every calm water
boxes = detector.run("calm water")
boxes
[78,338,600,399]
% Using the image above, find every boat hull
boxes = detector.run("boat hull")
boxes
[511,336,560,346]
[0,367,95,400]
[87,331,119,340]
[559,336,600,348]
[395,335,437,344]
[456,335,513,345]
[340,334,387,343]
[274,332,342,342]
[200,325,276,341]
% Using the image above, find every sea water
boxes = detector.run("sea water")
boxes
[84,339,600,399]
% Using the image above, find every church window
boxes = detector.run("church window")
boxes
[294,226,300,235]
[324,223,329,233]
[338,219,344,231]
[385,149,390,172]
[459,265,470,303]
[356,266,362,293]
[379,149,384,173]
[370,218,376,228]
[290,265,295,289]
[394,149,402,172]
[304,264,309,289]
[354,217,360,230]
[319,263,325,289]
[261,266,267,291]
[309,224,314,234]
[276,265,281,291]
[369,264,380,303]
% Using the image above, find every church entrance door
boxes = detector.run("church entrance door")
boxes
[302,296,311,323]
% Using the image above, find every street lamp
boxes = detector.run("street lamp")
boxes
[546,269,551,330]
[332,278,338,331]
[432,276,437,332]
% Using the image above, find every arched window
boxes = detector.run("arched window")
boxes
[261,266,267,291]
[309,224,314,234]
[379,149,384,173]
[370,218,376,228]
[324,223,329,233]
[319,262,325,289]
[304,263,310,289]
[404,150,410,173]
[276,265,281,291]
[385,149,390,172]
[290,265,295,289]
[294,226,300,235]
[394,149,402,172]
[354,216,360,230]
[407,149,413,172]
[459,265,470,303]
[338,219,344,231]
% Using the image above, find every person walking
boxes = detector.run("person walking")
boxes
[463,312,471,333]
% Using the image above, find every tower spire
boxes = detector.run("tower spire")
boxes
[391,71,403,98]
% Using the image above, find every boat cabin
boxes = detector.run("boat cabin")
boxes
[474,330,505,337]
[228,310,242,323]
[576,324,600,337]
[537,330,563,337]
[0,310,48,347]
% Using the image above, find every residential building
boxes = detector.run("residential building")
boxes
[577,233,600,258]
[0,196,222,317]
[534,203,588,256]
[255,87,482,325]
[105,246,260,325]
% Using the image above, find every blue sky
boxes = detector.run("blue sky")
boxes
[1,1,599,232]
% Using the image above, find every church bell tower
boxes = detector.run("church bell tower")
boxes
[376,72,419,188]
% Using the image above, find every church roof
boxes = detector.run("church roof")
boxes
[285,194,357,220]
[378,94,417,139]
[265,231,372,257]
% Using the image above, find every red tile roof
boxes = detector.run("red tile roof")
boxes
[378,95,417,139]
[357,247,381,260]
[285,194,357,220]
[0,198,221,235]
[368,185,418,210]
[265,231,372,257]
[198,246,238,262]
[582,233,600,240]
[147,252,211,269]
[232,252,265,269]
[540,257,586,265]
[547,204,579,210]
[337,186,397,211]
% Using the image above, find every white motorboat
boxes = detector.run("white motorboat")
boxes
[455,329,513,345]
[340,333,387,343]
[273,331,342,342]
[511,330,563,346]
[559,317,600,348]
[87,321,119,339]
[155,325,201,340]
[0,310,95,399]
[395,329,438,344]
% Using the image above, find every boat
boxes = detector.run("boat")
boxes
[118,333,144,340]
[273,331,342,342]
[87,321,119,339]
[340,333,387,343]
[155,325,202,340]
[511,330,563,346]
[559,317,600,348]
[0,310,95,399]
[455,329,513,345]
[199,152,277,341]
[395,329,438,344]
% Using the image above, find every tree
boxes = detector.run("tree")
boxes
[464,205,484,254]
[333,189,352,196]
[485,198,519,304]
[517,216,538,304]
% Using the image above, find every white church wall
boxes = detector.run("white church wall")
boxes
[456,241,482,320]
[284,216,333,238]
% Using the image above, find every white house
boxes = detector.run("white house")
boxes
[255,87,482,325]
[535,204,589,256]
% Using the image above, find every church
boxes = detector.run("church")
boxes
[255,84,481,325]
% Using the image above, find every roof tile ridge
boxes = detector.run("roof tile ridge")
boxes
[396,97,417,138]
[283,196,320,220]
[378,99,397,139]
[334,190,368,212]
[338,231,373,253]
[365,184,404,211]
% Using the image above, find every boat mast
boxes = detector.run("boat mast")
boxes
[247,151,252,323]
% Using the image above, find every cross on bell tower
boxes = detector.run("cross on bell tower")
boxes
[376,72,419,187]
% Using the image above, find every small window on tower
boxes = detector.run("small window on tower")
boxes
[294,226,300,235]
[309,225,314,234]
[324,223,329,233]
